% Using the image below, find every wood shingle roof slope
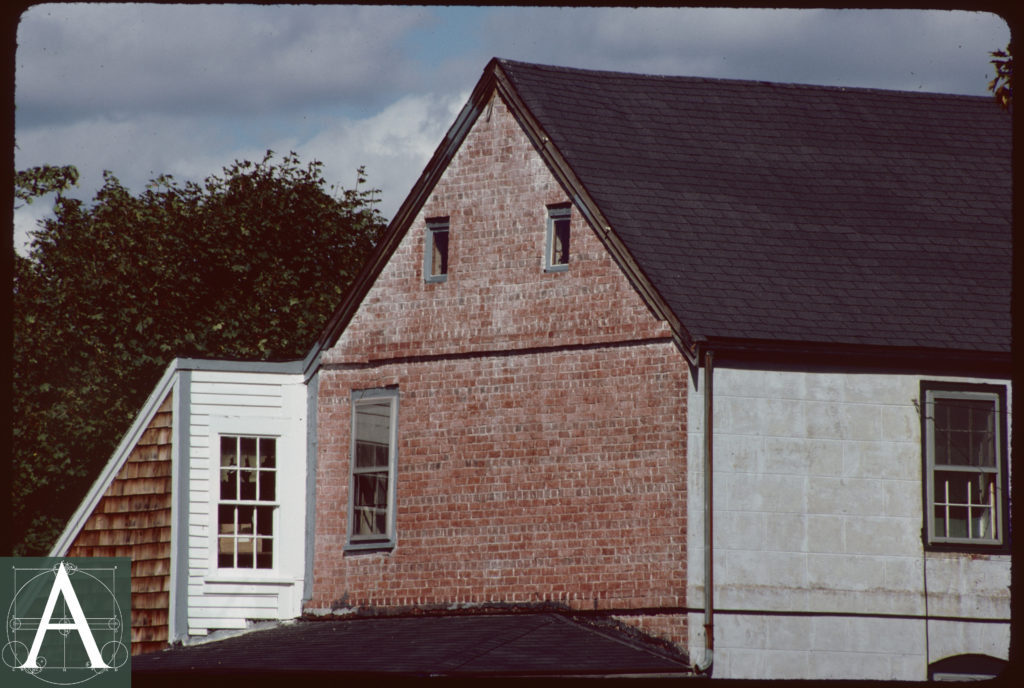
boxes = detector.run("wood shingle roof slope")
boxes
[316,58,1010,366]
[497,59,1012,359]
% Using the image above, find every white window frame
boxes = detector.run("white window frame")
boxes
[545,205,571,272]
[215,434,279,570]
[346,388,399,551]
[922,383,1008,550]
[424,218,449,283]
[206,416,298,580]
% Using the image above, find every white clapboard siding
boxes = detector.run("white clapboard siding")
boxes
[183,366,307,636]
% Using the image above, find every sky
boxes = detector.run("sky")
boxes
[13,5,1011,255]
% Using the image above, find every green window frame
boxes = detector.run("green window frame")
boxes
[545,205,571,272]
[424,218,449,282]
[922,382,1008,551]
[347,388,399,550]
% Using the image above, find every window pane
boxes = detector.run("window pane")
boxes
[972,506,995,539]
[354,472,388,509]
[239,469,257,500]
[218,505,236,535]
[933,507,946,539]
[259,438,276,468]
[353,507,388,537]
[946,507,968,539]
[259,470,276,501]
[236,538,254,568]
[355,401,391,468]
[220,469,237,500]
[552,217,570,265]
[256,538,273,569]
[241,437,258,469]
[256,506,274,536]
[237,505,255,534]
[218,538,234,568]
[221,437,237,467]
[934,399,996,467]
[431,229,449,276]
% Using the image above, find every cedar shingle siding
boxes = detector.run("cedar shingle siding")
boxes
[67,392,174,655]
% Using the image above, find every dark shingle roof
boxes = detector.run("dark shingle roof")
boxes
[497,59,1012,354]
[131,613,691,680]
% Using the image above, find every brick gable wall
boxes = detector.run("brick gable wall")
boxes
[66,391,173,656]
[312,93,689,650]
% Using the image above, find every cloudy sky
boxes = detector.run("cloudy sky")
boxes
[13,5,1010,254]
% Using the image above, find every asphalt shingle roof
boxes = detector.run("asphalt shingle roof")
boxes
[131,613,691,679]
[498,59,1012,354]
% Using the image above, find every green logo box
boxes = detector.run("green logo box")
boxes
[2,557,131,687]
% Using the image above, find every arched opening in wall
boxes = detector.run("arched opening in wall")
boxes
[928,653,1007,681]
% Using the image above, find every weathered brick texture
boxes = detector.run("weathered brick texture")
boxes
[312,93,688,648]
[67,392,174,656]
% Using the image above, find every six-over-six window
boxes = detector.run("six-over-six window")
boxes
[922,383,1008,550]
[218,435,277,568]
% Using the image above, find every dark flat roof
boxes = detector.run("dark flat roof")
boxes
[131,613,692,682]
[498,59,1011,355]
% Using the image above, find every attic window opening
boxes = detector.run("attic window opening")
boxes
[218,435,277,569]
[425,219,449,282]
[545,205,571,272]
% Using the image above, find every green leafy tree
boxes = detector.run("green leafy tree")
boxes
[13,151,386,554]
[988,43,1012,110]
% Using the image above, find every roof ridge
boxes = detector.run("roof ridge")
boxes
[495,55,999,100]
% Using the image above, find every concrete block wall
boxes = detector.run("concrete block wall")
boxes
[311,91,689,647]
[686,367,1011,679]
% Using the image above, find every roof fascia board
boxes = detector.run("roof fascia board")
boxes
[698,337,1012,377]
[174,357,304,376]
[491,63,696,364]
[48,358,183,556]
[311,66,497,358]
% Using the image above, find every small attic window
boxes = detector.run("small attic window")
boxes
[545,205,570,272]
[424,218,449,282]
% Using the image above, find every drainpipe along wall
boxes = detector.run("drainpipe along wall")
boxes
[695,349,714,675]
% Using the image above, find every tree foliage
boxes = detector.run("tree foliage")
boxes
[988,43,1012,110]
[14,164,79,207]
[13,151,386,554]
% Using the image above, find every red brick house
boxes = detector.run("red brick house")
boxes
[53,58,1010,680]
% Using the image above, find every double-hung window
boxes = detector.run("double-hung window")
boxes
[347,388,399,550]
[545,205,571,271]
[922,382,1008,550]
[424,218,449,282]
[218,435,277,568]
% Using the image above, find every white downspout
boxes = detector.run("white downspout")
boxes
[694,349,714,675]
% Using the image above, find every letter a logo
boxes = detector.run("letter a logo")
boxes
[20,563,108,670]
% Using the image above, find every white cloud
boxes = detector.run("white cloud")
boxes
[13,6,1010,255]
[16,4,432,124]
[12,90,469,251]
[479,8,1008,94]
[299,91,470,222]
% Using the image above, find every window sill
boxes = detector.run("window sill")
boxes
[344,541,395,554]
[204,573,297,585]
[425,275,447,284]
[544,264,568,273]
[924,541,1011,556]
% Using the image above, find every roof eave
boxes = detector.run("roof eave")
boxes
[693,336,1012,376]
